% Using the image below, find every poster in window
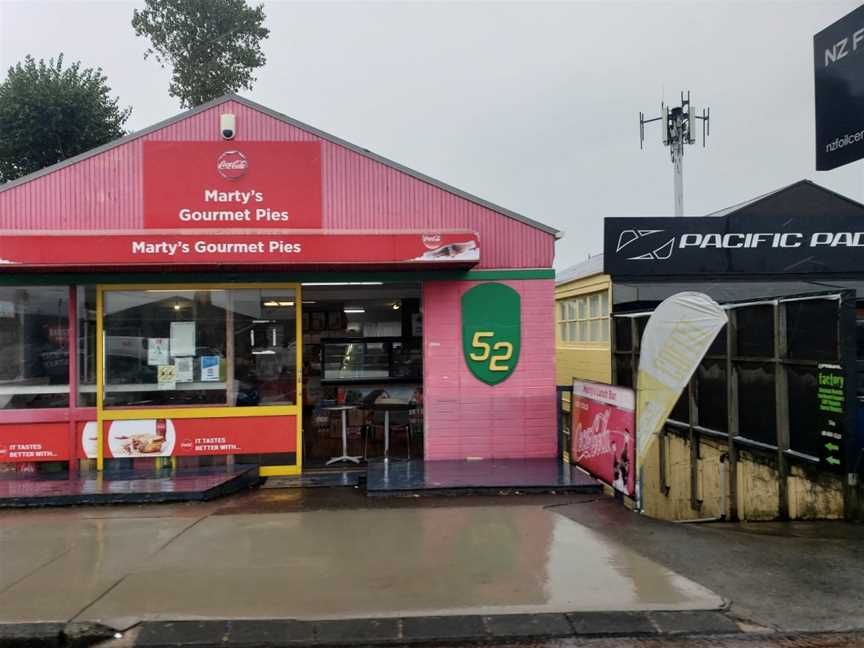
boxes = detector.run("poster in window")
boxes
[157,364,177,390]
[170,321,196,357]
[175,357,194,383]
[147,338,169,365]
[201,356,220,382]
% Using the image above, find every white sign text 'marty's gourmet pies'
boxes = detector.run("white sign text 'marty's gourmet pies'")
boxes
[0,232,481,268]
[143,141,323,229]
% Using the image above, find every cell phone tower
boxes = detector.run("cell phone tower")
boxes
[639,91,710,216]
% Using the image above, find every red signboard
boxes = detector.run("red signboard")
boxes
[571,379,635,496]
[0,231,479,268]
[0,423,70,462]
[143,141,323,229]
[78,417,296,459]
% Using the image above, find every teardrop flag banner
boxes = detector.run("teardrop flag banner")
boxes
[636,292,728,466]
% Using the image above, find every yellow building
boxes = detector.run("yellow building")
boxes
[555,256,612,387]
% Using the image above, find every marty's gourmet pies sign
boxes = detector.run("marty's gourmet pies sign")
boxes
[143,141,323,229]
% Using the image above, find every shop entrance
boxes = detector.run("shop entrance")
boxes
[96,283,302,476]
[299,282,423,468]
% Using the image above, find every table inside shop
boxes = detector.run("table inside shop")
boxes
[323,405,361,465]
[367,401,415,460]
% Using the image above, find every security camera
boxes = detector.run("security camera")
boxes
[220,114,236,140]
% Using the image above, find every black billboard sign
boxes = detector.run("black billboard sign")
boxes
[814,4,864,170]
[604,214,864,277]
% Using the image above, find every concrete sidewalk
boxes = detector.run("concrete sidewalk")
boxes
[1,487,861,646]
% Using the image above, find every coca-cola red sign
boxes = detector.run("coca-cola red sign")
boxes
[217,150,248,180]
[144,141,323,228]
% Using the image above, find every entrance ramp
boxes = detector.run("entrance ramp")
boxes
[365,458,601,496]
[0,465,260,508]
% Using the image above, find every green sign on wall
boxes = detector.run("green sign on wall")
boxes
[461,283,521,385]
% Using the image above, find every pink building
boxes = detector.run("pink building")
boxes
[0,95,558,477]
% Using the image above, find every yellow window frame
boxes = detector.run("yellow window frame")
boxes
[95,282,303,476]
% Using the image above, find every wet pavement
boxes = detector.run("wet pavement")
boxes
[0,490,720,625]
[1,486,862,646]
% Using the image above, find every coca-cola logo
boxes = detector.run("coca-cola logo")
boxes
[180,440,194,450]
[422,234,442,250]
[217,150,248,180]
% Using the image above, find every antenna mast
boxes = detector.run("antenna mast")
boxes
[639,91,710,216]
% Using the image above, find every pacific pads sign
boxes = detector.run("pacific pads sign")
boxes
[604,214,864,277]
[815,4,864,170]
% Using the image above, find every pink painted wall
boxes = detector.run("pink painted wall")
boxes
[423,279,557,460]
[0,99,555,269]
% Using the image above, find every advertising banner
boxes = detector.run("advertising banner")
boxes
[143,141,323,229]
[0,423,71,462]
[636,293,727,466]
[814,4,864,170]
[78,417,297,459]
[817,363,845,472]
[571,380,635,496]
[604,214,864,277]
[0,231,480,268]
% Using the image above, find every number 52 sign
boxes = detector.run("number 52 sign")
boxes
[461,283,521,385]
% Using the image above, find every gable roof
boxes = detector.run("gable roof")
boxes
[705,179,864,219]
[0,93,559,237]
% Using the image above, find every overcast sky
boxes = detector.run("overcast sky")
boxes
[2,0,862,270]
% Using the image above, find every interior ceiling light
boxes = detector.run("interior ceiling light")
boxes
[344,308,366,314]
[263,300,294,307]
[392,303,401,310]
[173,304,181,311]
[301,282,383,286]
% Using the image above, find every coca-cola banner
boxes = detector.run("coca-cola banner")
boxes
[571,379,635,496]
[144,141,322,229]
[77,416,297,459]
[0,423,71,463]
[0,231,479,268]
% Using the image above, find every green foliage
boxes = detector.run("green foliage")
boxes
[0,54,131,183]
[132,0,269,108]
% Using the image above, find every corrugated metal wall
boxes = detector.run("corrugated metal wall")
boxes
[0,100,554,269]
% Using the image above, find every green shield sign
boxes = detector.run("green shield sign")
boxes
[462,283,521,385]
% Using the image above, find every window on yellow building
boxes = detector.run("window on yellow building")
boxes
[557,291,609,343]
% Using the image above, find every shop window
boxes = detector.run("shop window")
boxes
[0,286,69,409]
[696,359,727,433]
[736,305,774,357]
[785,300,838,361]
[556,291,609,344]
[736,362,777,446]
[103,288,297,408]
[78,286,97,407]
[787,365,821,459]
[614,317,632,352]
